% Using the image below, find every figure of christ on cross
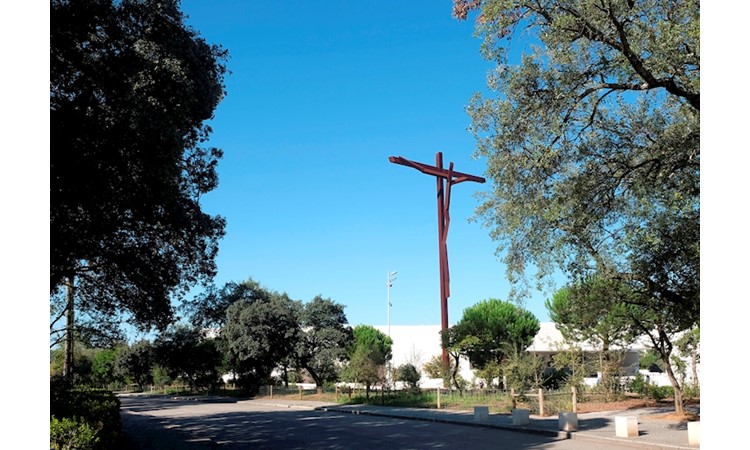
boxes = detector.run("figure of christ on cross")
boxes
[388,152,485,364]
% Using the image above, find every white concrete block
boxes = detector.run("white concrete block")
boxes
[558,412,578,431]
[688,421,700,446]
[615,416,639,438]
[474,406,489,421]
[512,408,530,425]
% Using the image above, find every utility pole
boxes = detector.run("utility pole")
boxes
[389,152,485,365]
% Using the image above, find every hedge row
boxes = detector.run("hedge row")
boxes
[50,377,122,450]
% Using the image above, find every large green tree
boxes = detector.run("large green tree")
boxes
[295,296,353,387]
[449,299,539,388]
[221,292,302,393]
[453,0,699,315]
[454,0,698,411]
[183,278,271,331]
[50,0,228,357]
[115,340,155,388]
[153,325,223,391]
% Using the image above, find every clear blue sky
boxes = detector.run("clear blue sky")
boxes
[177,0,561,327]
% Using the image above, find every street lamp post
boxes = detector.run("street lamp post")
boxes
[387,271,397,338]
[387,271,397,389]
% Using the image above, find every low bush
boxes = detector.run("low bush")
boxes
[646,385,673,402]
[626,373,649,396]
[50,416,99,450]
[683,383,700,399]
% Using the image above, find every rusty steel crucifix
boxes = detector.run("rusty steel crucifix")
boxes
[389,152,485,364]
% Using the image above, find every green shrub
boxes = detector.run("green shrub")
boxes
[646,385,673,402]
[627,373,649,396]
[50,416,99,450]
[50,377,122,449]
[683,383,700,399]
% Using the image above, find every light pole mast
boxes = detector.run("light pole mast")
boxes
[387,271,397,337]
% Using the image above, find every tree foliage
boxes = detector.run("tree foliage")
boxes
[343,325,392,398]
[221,291,301,393]
[295,296,353,387]
[153,325,223,391]
[51,0,228,331]
[394,363,421,391]
[453,0,699,327]
[449,299,539,387]
[547,278,640,398]
[546,277,638,351]
[184,278,271,331]
[115,340,155,388]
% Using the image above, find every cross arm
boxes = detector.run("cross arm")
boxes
[388,156,486,184]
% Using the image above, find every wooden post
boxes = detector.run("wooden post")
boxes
[538,388,545,417]
[348,386,352,400]
[298,385,302,400]
[437,388,442,409]
[269,385,273,399]
[335,386,339,402]
[572,386,577,413]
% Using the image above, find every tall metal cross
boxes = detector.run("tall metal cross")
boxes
[389,152,485,364]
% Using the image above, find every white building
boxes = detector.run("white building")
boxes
[373,323,699,389]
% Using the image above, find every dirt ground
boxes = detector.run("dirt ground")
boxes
[255,392,700,422]
[575,397,700,421]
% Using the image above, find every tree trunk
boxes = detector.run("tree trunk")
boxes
[691,349,699,386]
[662,355,685,415]
[63,276,75,378]
[450,353,461,392]
[306,366,323,388]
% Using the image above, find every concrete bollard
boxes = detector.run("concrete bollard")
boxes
[512,408,530,425]
[688,421,700,446]
[559,412,578,431]
[474,406,490,421]
[615,416,639,437]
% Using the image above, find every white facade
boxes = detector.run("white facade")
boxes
[372,323,699,389]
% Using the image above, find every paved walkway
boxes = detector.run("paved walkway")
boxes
[247,398,700,450]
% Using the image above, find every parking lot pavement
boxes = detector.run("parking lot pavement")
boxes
[119,394,700,449]
[259,399,700,450]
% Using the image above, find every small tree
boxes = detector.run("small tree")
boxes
[675,327,700,386]
[394,364,421,392]
[547,278,639,400]
[450,299,540,388]
[550,344,592,391]
[502,348,548,392]
[90,346,125,388]
[342,325,392,399]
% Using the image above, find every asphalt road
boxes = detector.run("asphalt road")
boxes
[119,396,644,450]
